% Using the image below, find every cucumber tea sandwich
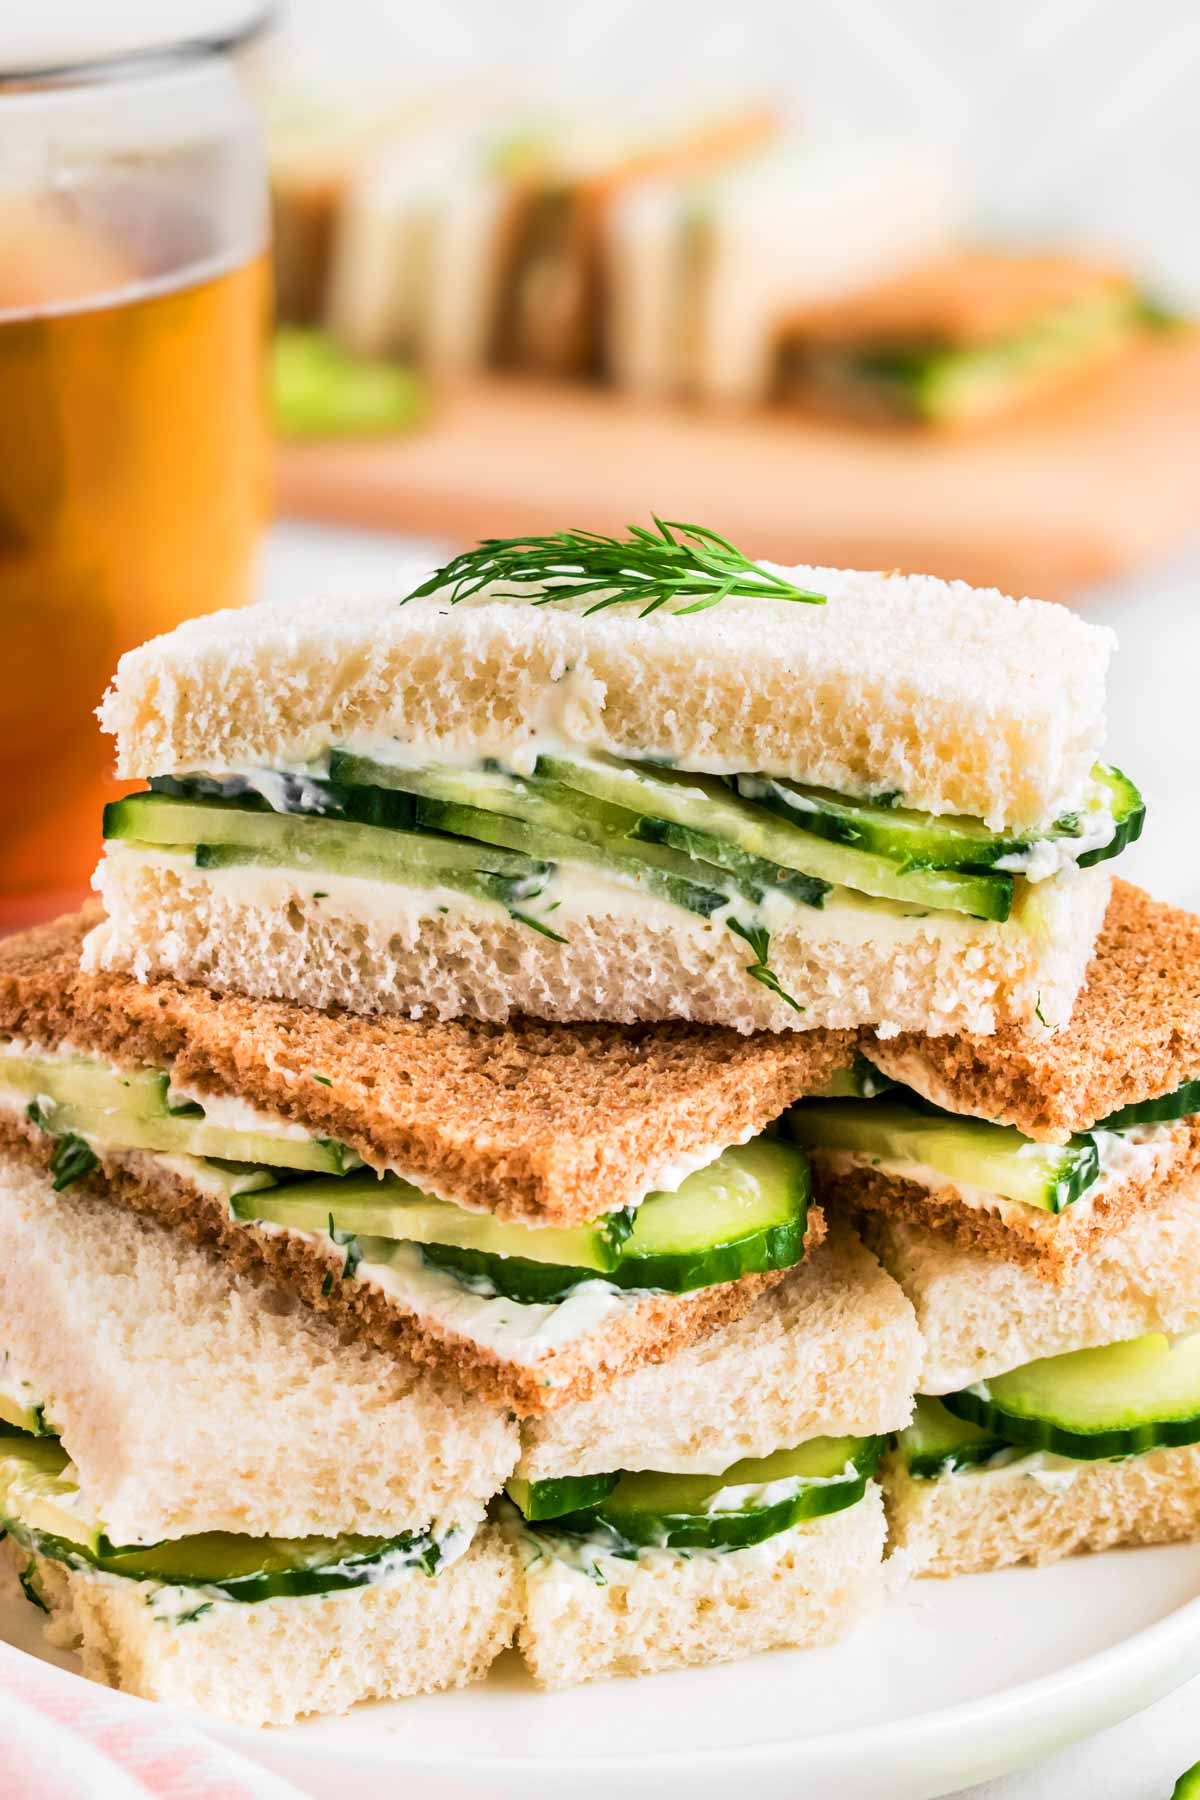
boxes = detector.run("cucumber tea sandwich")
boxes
[507,1218,920,1685]
[86,520,1140,1035]
[788,882,1200,1282]
[0,908,851,1416]
[0,1160,520,1726]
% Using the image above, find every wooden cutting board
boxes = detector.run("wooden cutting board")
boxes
[275,332,1200,600]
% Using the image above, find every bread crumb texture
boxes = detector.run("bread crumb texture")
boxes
[869,882,1200,1139]
[864,1172,1200,1393]
[884,1442,1200,1578]
[0,1120,815,1416]
[514,1485,886,1687]
[16,1529,520,1726]
[4,905,852,1223]
[519,1221,919,1478]
[98,571,1112,829]
[86,847,1108,1036]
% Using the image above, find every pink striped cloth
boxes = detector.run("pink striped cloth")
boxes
[0,1640,305,1800]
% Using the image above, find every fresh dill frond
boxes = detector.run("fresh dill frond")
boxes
[728,920,805,1015]
[404,517,825,618]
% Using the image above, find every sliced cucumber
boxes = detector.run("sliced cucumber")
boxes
[537,754,1012,920]
[25,1090,358,1178]
[150,770,418,831]
[233,1138,811,1303]
[810,1054,898,1101]
[786,1099,1099,1213]
[104,793,553,907]
[1097,1075,1200,1131]
[0,1431,438,1598]
[329,750,832,912]
[942,1333,1200,1460]
[412,797,732,919]
[505,1473,619,1521]
[738,764,1143,876]
[527,1435,881,1551]
[0,1054,169,1119]
[898,1396,1011,1478]
[0,1434,103,1555]
[231,1176,632,1272]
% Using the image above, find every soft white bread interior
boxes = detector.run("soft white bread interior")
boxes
[866,1174,1200,1394]
[98,571,1114,830]
[513,1484,886,1688]
[884,1444,1200,1579]
[0,1160,517,1543]
[518,1221,919,1478]
[88,848,1109,1037]
[16,1529,519,1727]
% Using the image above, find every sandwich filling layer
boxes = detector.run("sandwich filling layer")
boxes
[788,1060,1200,1235]
[502,1431,882,1577]
[0,1422,473,1624]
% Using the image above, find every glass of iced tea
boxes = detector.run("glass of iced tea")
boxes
[0,26,271,927]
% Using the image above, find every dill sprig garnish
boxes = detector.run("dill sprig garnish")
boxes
[727,920,805,1015]
[404,518,825,618]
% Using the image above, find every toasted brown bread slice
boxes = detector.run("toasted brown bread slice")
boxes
[0,1111,821,1416]
[820,1116,1200,1283]
[866,882,1200,1143]
[0,907,854,1227]
[782,250,1133,351]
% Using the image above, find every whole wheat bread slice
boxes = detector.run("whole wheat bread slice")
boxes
[0,1113,821,1416]
[867,881,1200,1141]
[1,907,853,1226]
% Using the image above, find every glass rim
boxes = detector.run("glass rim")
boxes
[0,6,275,91]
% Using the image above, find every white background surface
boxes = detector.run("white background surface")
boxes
[260,518,1200,1800]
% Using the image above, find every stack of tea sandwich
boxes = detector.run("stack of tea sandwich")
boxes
[2,521,1198,1729]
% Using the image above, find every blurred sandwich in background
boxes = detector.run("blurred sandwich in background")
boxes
[605,138,958,406]
[774,250,1161,426]
[326,103,777,381]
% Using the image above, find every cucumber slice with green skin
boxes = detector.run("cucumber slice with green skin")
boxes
[785,1099,1099,1214]
[738,764,1143,876]
[0,1392,54,1438]
[230,1177,633,1272]
[234,1138,811,1303]
[150,771,418,832]
[104,793,552,906]
[1172,1761,1200,1800]
[533,1435,882,1552]
[942,1333,1200,1461]
[329,749,830,911]
[25,1091,358,1178]
[898,1396,1011,1478]
[1096,1076,1200,1131]
[536,754,1012,921]
[0,1054,170,1119]
[505,1473,619,1521]
[0,1434,104,1554]
[1074,766,1145,869]
[413,797,732,919]
[0,1434,440,1598]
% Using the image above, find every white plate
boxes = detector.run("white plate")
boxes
[5,1543,1200,1800]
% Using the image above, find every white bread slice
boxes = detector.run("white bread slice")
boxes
[326,133,511,371]
[88,846,1109,1036]
[0,1159,517,1544]
[16,1528,519,1726]
[518,1221,919,1478]
[98,573,1114,831]
[884,1444,1200,1579]
[865,1172,1200,1394]
[513,1483,885,1688]
[606,139,957,404]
